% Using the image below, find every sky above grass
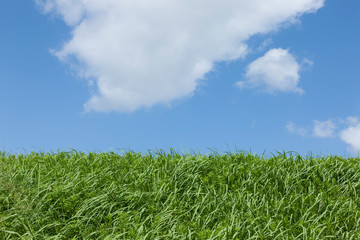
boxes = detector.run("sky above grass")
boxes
[1,0,359,155]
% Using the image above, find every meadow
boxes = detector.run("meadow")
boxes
[1,150,360,239]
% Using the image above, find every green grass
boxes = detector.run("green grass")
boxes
[1,150,360,239]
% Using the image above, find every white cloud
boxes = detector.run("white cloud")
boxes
[345,116,359,126]
[36,0,324,112]
[313,120,336,138]
[236,48,304,94]
[287,117,360,155]
[340,118,360,154]
[286,121,308,137]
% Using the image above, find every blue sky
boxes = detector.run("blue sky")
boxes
[1,0,359,155]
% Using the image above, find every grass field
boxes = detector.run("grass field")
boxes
[1,150,360,239]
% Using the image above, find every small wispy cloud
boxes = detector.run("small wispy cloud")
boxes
[256,39,273,52]
[236,48,304,94]
[313,120,336,138]
[285,121,308,137]
[287,117,360,155]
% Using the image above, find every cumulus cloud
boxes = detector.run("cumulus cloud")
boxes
[313,120,336,138]
[340,117,360,154]
[36,0,324,112]
[236,48,304,94]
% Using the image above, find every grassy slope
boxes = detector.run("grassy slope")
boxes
[1,150,360,239]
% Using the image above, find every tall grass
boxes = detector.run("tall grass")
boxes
[1,150,360,239]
